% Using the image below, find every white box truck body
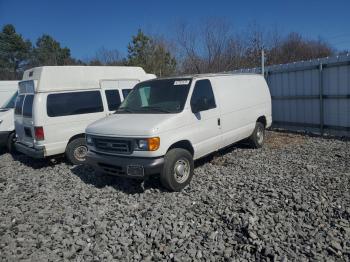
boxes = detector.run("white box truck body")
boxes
[85,73,272,191]
[14,66,156,164]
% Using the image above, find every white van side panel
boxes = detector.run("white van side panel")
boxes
[210,75,271,149]
[33,92,107,156]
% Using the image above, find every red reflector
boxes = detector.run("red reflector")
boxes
[34,126,44,141]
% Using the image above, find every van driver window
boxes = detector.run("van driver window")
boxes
[105,90,122,111]
[190,79,216,111]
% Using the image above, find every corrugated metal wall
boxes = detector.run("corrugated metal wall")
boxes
[233,54,350,137]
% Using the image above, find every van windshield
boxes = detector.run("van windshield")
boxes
[117,78,192,114]
[1,92,18,109]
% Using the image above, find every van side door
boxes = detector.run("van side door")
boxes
[189,79,222,159]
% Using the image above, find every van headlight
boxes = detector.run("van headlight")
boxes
[86,135,93,146]
[135,137,160,151]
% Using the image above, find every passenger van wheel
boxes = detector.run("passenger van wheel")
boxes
[248,122,265,148]
[7,132,16,154]
[160,148,194,192]
[66,138,88,165]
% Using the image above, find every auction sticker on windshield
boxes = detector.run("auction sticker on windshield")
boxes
[174,80,190,86]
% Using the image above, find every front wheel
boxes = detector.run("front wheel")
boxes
[65,138,88,165]
[7,132,16,154]
[248,122,265,148]
[160,148,194,192]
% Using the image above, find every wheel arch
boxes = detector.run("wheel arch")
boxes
[257,116,267,127]
[67,133,86,145]
[167,140,194,156]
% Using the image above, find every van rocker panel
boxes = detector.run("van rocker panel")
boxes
[86,151,164,178]
[15,142,45,158]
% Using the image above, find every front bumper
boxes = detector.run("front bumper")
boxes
[0,131,10,147]
[86,150,164,178]
[15,142,45,158]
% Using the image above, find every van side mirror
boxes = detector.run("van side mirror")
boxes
[191,97,209,114]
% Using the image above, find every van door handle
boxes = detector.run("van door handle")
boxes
[217,118,221,126]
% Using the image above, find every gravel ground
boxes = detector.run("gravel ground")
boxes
[0,131,349,261]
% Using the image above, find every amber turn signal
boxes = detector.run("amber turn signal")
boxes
[148,137,160,151]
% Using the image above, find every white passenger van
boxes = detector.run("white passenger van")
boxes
[14,66,156,164]
[0,90,18,151]
[85,73,272,191]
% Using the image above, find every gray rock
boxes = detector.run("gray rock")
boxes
[0,131,348,261]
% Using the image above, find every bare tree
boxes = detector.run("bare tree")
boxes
[267,33,334,65]
[174,19,335,74]
[176,22,202,74]
[90,47,123,65]
[175,19,245,74]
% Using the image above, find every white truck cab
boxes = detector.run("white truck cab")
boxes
[0,81,19,105]
[14,66,155,164]
[0,91,18,151]
[85,74,272,191]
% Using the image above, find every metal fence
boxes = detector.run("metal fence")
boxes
[233,54,350,137]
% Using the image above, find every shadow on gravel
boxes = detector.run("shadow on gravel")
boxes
[12,153,66,169]
[195,140,251,167]
[70,164,166,194]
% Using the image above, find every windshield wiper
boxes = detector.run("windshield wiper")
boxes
[140,106,172,113]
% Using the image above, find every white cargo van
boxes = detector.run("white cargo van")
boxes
[0,91,18,151]
[0,81,19,106]
[14,66,156,164]
[85,74,272,191]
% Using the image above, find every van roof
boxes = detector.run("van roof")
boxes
[153,72,263,81]
[0,81,19,86]
[21,66,153,93]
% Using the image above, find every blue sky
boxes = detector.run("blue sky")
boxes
[1,0,349,60]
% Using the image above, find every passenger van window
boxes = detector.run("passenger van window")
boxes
[122,89,132,99]
[105,90,122,111]
[47,91,104,117]
[23,95,34,118]
[15,95,25,115]
[190,79,216,111]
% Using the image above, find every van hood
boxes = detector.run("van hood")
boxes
[86,113,187,137]
[0,108,14,132]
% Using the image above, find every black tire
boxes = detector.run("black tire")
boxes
[160,148,194,192]
[65,138,88,165]
[6,132,16,154]
[248,122,265,149]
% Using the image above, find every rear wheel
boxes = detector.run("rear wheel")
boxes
[248,122,265,148]
[6,132,16,154]
[65,138,88,165]
[160,148,194,192]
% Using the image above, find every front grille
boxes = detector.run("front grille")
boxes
[92,136,132,154]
